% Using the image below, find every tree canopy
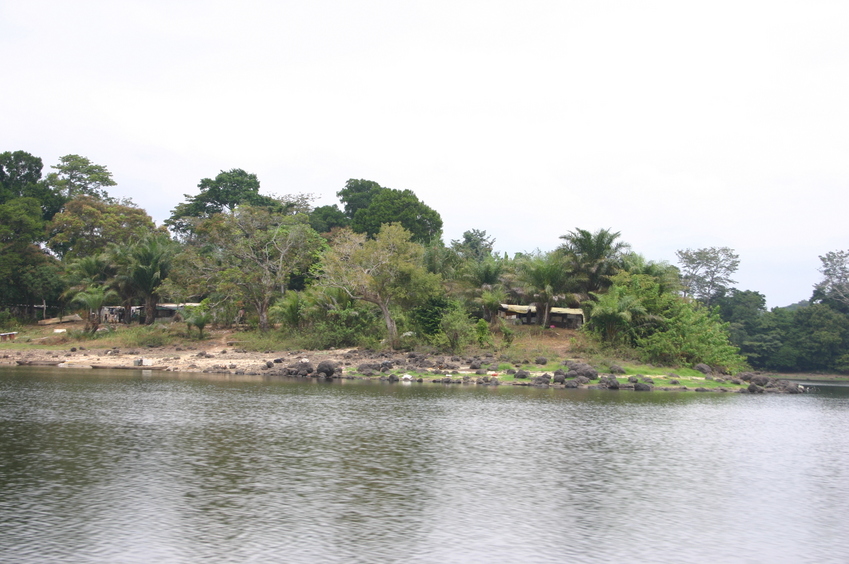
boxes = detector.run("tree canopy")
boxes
[676,247,740,305]
[166,168,286,236]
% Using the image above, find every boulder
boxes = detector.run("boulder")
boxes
[316,360,340,377]
[694,363,712,375]
[627,375,639,383]
[751,374,772,387]
[609,364,626,374]
[634,382,653,391]
[747,383,764,394]
[535,357,548,365]
[515,370,530,379]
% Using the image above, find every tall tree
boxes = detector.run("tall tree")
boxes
[45,154,117,201]
[675,247,740,305]
[814,250,849,310]
[166,169,286,236]
[0,151,64,220]
[451,229,495,262]
[558,228,630,299]
[337,178,384,219]
[318,224,441,348]
[515,251,573,327]
[350,188,443,244]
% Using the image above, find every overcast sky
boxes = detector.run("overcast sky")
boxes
[4,0,848,307]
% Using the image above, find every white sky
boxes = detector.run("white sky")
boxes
[4,0,848,307]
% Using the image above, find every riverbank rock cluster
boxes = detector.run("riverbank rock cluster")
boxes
[4,343,810,394]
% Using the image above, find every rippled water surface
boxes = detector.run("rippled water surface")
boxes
[2,367,848,563]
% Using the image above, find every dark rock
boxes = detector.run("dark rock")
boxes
[475,369,487,375]
[641,377,654,384]
[747,383,764,394]
[737,372,756,382]
[316,360,340,377]
[564,379,579,389]
[628,375,639,383]
[670,379,680,385]
[515,370,530,379]
[605,377,620,390]
[273,358,284,364]
[575,375,590,385]
[694,363,712,375]
[358,362,381,372]
[694,387,710,392]
[535,357,548,365]
[751,374,771,387]
[552,374,566,384]
[634,382,653,391]
[265,360,274,368]
[469,359,482,369]
[608,364,625,374]
[387,374,399,382]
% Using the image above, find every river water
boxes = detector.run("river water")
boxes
[1,367,848,563]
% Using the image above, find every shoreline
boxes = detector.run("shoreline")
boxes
[1,342,822,394]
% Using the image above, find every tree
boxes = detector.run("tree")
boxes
[317,224,441,348]
[72,285,118,333]
[179,206,323,331]
[451,229,495,262]
[515,251,573,327]
[45,154,117,201]
[675,247,740,305]
[558,228,630,298]
[337,178,384,219]
[585,285,649,343]
[0,151,64,220]
[47,195,158,259]
[120,233,177,325]
[350,188,443,244]
[309,204,350,234]
[166,169,286,236]
[0,197,59,312]
[814,250,849,310]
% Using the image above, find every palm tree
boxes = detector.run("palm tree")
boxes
[585,286,650,344]
[558,228,630,299]
[72,285,118,333]
[124,233,176,325]
[515,251,573,327]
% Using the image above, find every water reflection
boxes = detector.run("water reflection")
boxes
[1,368,848,563]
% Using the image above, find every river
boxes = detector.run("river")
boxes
[1,366,848,563]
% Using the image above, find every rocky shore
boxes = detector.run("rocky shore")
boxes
[2,343,808,394]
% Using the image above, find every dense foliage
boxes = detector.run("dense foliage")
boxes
[3,148,849,373]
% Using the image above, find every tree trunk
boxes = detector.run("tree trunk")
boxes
[377,301,399,349]
[145,296,156,325]
[258,301,269,331]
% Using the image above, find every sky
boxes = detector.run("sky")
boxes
[4,0,848,308]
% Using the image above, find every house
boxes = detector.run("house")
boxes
[498,304,584,329]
